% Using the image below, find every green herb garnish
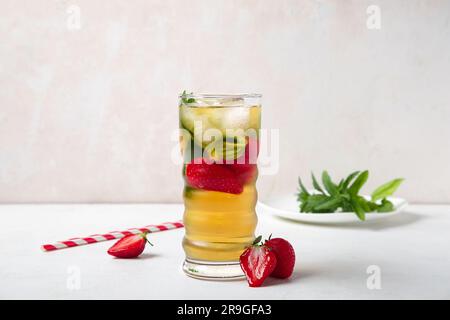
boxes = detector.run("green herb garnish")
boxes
[180,90,196,104]
[184,186,196,199]
[297,171,404,221]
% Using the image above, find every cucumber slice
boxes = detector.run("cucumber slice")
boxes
[180,104,260,147]
[204,135,247,162]
[180,105,216,146]
[180,105,210,133]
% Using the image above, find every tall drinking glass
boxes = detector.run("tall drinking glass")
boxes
[179,93,261,279]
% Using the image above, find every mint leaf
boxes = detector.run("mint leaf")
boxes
[322,171,338,196]
[312,173,324,193]
[371,178,404,202]
[342,171,360,190]
[356,196,371,212]
[337,179,344,191]
[302,194,329,212]
[181,90,196,104]
[350,197,366,221]
[298,177,310,195]
[184,186,195,199]
[297,191,308,203]
[348,170,369,196]
[367,201,379,212]
[314,196,342,212]
[376,198,395,212]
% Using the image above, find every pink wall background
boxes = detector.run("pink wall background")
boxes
[1,0,449,203]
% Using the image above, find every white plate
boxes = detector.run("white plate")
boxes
[258,194,408,224]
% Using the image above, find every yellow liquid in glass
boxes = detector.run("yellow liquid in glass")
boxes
[180,105,260,262]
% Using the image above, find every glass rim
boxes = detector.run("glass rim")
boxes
[178,93,262,99]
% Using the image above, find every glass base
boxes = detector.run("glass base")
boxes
[183,258,245,280]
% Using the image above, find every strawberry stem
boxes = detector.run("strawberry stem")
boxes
[140,232,154,246]
[252,235,262,246]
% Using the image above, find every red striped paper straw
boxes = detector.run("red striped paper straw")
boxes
[41,220,184,252]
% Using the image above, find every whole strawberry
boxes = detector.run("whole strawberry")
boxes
[265,237,295,279]
[107,232,152,259]
[240,236,277,287]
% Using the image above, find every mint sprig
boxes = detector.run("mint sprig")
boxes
[297,171,404,221]
[180,90,196,104]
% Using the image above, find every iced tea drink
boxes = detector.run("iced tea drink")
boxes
[179,93,261,279]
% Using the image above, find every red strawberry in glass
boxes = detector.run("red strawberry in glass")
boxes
[230,137,259,184]
[185,158,243,195]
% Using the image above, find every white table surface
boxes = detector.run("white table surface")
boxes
[1,203,449,300]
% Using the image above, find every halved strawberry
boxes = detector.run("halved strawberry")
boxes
[239,236,277,287]
[185,158,243,194]
[265,237,295,279]
[107,232,152,259]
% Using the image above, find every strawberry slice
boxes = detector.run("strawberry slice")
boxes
[229,137,259,184]
[230,163,257,184]
[239,236,277,287]
[265,237,296,279]
[185,158,243,194]
[107,232,152,259]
